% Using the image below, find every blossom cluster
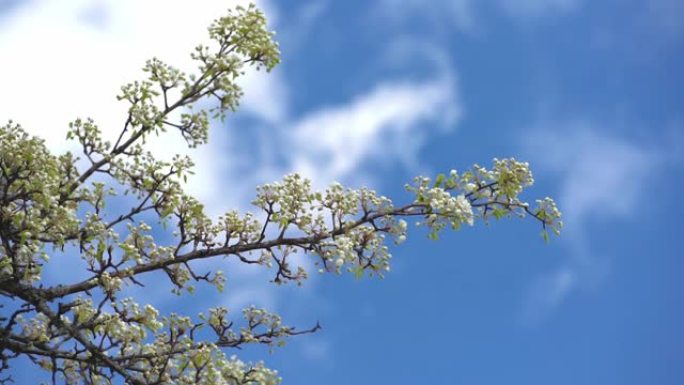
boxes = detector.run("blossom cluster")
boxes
[0,3,561,384]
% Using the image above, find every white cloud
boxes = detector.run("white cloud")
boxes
[520,123,660,324]
[240,69,289,125]
[203,72,461,212]
[527,126,657,234]
[0,0,282,212]
[288,78,460,188]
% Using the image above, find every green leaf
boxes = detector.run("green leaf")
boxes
[540,230,550,244]
[161,205,174,218]
[95,242,106,262]
[353,265,364,280]
[434,173,446,188]
[492,207,507,220]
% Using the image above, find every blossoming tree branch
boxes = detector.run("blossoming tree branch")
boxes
[0,4,562,385]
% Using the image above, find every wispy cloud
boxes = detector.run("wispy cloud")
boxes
[376,0,477,33]
[529,127,656,232]
[521,266,576,323]
[520,123,661,324]
[498,0,582,20]
[373,0,584,35]
[299,336,331,362]
[277,0,330,53]
[288,78,460,187]
[646,0,684,36]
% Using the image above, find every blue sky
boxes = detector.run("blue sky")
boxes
[1,0,683,384]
